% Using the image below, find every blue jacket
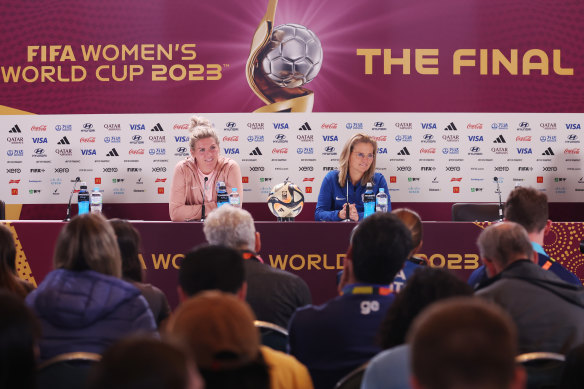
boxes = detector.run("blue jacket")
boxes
[315,170,390,221]
[26,269,157,361]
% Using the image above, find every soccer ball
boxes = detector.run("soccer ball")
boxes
[260,23,323,88]
[267,180,305,220]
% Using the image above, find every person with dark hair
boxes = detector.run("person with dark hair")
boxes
[25,213,156,362]
[409,297,526,389]
[288,212,412,389]
[0,224,34,298]
[361,267,473,389]
[389,208,427,293]
[88,336,203,389]
[109,219,171,327]
[0,291,41,389]
[476,222,584,354]
[168,291,312,389]
[315,133,389,221]
[468,186,581,288]
[178,244,246,300]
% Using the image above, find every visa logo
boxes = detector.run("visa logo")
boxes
[32,137,48,143]
[421,123,437,129]
[223,148,239,154]
[517,148,533,154]
[130,124,146,130]
[378,147,388,154]
[273,123,289,129]
[81,149,97,155]
[322,135,338,141]
[174,136,189,142]
[468,136,483,141]
[566,124,581,130]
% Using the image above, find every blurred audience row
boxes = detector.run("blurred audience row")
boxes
[1,186,584,389]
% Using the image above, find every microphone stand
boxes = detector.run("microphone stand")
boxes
[64,177,80,222]
[494,177,503,222]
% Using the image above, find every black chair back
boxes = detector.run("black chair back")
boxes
[451,203,502,222]
[254,320,289,353]
[516,352,565,389]
[334,364,368,389]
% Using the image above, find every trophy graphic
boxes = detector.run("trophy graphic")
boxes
[246,0,323,112]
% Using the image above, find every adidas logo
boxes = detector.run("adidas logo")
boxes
[444,122,457,131]
[493,135,506,143]
[151,123,163,131]
[299,122,312,131]
[57,136,70,145]
[9,125,21,133]
[249,147,262,156]
[397,147,410,155]
[106,148,120,156]
[542,147,554,156]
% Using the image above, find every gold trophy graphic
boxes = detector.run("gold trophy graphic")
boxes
[246,0,323,112]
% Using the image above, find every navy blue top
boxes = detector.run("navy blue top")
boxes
[288,283,395,389]
[315,170,390,221]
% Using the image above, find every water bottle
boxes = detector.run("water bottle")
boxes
[363,182,375,219]
[229,187,241,208]
[77,182,90,215]
[90,187,103,214]
[376,188,388,212]
[216,181,229,207]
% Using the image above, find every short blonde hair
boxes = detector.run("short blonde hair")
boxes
[188,115,219,151]
[337,133,377,187]
[53,213,122,277]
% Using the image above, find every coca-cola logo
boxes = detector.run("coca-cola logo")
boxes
[80,137,96,143]
[223,136,239,141]
[272,148,288,154]
[467,123,483,129]
[516,136,532,141]
[129,149,145,155]
[31,125,47,131]
[565,148,580,154]
[173,124,189,130]
[321,123,338,129]
[371,136,387,142]
[420,148,436,154]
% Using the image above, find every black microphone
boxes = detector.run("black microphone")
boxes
[494,176,503,221]
[342,176,351,222]
[64,177,81,222]
[201,176,208,221]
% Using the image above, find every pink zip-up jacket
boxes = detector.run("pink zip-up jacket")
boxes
[169,155,243,221]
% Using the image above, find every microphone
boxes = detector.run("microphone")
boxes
[64,177,81,222]
[201,176,208,221]
[494,176,503,221]
[343,176,351,222]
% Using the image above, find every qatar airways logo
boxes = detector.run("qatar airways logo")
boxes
[420,148,436,154]
[80,137,96,143]
[272,148,288,154]
[223,136,239,142]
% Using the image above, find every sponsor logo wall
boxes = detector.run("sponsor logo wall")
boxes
[2,113,583,204]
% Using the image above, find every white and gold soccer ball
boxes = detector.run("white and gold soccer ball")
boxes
[267,180,305,220]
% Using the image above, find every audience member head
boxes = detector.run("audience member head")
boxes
[477,222,534,277]
[504,186,549,233]
[203,205,257,252]
[53,213,122,277]
[409,297,524,389]
[392,208,423,258]
[0,224,30,298]
[88,336,203,389]
[178,244,245,301]
[0,291,41,389]
[109,219,143,282]
[349,212,412,284]
[167,291,269,389]
[338,133,378,186]
[378,267,473,349]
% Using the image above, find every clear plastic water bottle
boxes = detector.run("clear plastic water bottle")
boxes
[229,187,241,208]
[216,181,229,207]
[376,188,388,212]
[77,182,90,215]
[91,187,103,214]
[363,182,375,219]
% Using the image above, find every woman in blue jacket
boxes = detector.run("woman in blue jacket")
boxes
[26,213,157,362]
[315,133,390,221]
